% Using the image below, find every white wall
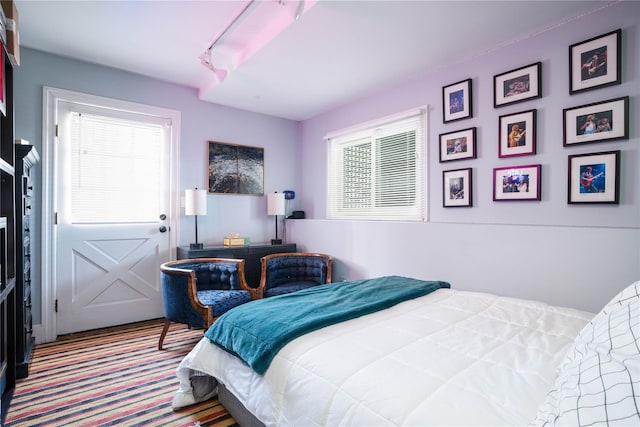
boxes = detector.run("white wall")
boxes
[291,1,640,313]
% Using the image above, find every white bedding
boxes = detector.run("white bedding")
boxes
[173,288,595,426]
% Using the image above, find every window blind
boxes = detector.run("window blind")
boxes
[327,109,426,221]
[70,112,164,223]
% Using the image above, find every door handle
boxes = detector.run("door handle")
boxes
[159,226,167,233]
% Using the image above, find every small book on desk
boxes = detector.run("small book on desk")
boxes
[223,237,250,247]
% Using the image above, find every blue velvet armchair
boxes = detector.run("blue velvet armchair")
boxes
[257,252,333,298]
[158,258,258,350]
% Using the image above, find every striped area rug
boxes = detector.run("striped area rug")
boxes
[5,319,237,427]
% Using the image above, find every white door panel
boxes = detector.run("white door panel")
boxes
[57,226,166,333]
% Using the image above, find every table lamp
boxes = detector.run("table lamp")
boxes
[185,188,207,249]
[267,192,285,245]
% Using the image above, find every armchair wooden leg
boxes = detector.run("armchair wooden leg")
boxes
[158,318,171,350]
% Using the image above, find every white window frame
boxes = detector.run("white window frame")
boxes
[326,107,427,221]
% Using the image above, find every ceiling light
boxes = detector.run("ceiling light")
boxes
[198,0,316,90]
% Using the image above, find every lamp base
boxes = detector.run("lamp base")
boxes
[189,243,204,249]
[270,239,283,245]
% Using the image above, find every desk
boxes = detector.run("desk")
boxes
[177,243,297,288]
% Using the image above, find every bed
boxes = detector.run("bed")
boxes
[172,276,640,426]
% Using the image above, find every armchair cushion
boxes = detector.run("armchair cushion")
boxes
[198,289,252,317]
[175,261,244,291]
[258,253,333,299]
[265,256,328,288]
[264,281,322,298]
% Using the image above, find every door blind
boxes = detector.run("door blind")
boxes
[69,112,164,223]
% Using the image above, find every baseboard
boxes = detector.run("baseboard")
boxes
[33,323,44,344]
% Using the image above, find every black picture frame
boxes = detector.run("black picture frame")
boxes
[493,164,541,201]
[442,78,472,123]
[568,150,620,204]
[208,141,264,195]
[498,109,536,158]
[439,127,476,163]
[563,96,628,147]
[443,168,472,207]
[569,29,621,95]
[493,62,541,108]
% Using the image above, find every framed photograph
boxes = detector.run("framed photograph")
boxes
[208,141,264,195]
[493,62,541,107]
[569,29,621,95]
[493,164,541,201]
[443,168,472,208]
[563,96,628,146]
[499,109,536,158]
[439,127,476,163]
[442,78,472,123]
[568,150,619,204]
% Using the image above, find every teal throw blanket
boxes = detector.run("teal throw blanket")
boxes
[205,275,450,374]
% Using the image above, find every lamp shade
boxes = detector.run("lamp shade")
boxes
[185,189,207,216]
[267,192,285,216]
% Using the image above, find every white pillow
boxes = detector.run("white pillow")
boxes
[531,281,640,426]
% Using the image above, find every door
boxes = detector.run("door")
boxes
[55,100,173,335]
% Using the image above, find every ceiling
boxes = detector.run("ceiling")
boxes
[15,0,612,121]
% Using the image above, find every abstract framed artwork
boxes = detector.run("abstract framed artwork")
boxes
[493,62,541,108]
[569,29,621,95]
[493,164,541,201]
[442,78,472,123]
[208,141,264,195]
[443,167,472,208]
[439,127,476,163]
[498,109,536,158]
[563,96,628,146]
[568,150,619,204]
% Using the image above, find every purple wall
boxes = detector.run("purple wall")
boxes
[12,1,639,321]
[291,1,639,312]
[15,49,301,324]
[15,48,301,246]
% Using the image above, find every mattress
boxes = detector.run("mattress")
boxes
[173,287,595,426]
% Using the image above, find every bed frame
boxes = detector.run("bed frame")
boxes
[218,384,264,427]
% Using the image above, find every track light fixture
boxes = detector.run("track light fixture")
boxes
[199,0,313,86]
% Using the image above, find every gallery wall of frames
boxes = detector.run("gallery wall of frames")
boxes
[439,29,627,208]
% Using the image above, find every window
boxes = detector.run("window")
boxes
[56,100,173,224]
[63,105,170,224]
[327,108,426,221]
